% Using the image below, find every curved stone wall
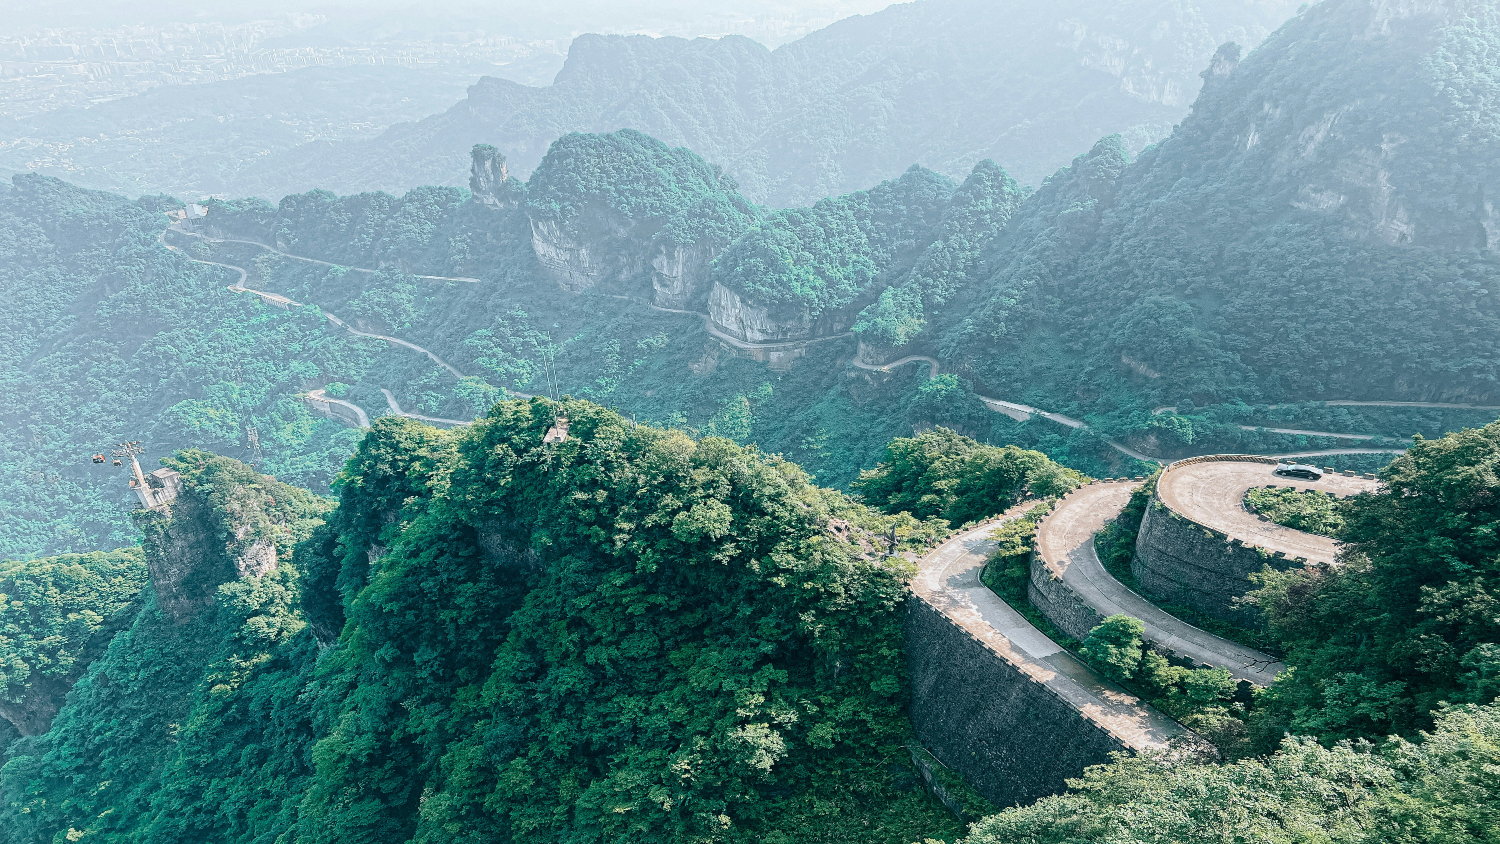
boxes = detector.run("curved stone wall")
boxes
[1132,454,1375,626]
[1027,554,1102,642]
[906,516,1190,807]
[1132,498,1285,626]
[905,597,1131,807]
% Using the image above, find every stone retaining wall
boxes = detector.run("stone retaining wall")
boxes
[1025,479,1141,642]
[1132,455,1287,626]
[904,595,1128,807]
[1027,558,1101,642]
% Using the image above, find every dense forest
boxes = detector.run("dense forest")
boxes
[1,407,1496,843]
[0,402,979,844]
[5,0,1500,842]
[930,0,1500,413]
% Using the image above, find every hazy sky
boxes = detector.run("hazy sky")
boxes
[9,1,897,44]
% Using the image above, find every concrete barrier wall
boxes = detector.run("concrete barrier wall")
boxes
[904,596,1128,807]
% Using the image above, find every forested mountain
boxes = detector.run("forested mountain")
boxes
[3,403,1498,843]
[928,0,1500,417]
[230,0,1301,206]
[12,0,1499,560]
[0,410,973,844]
[0,64,504,201]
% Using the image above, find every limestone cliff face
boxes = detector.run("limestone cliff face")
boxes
[470,144,522,210]
[136,456,326,624]
[530,216,612,292]
[137,495,238,623]
[708,283,816,342]
[1164,0,1500,251]
[0,605,137,736]
[529,207,720,308]
[650,241,717,310]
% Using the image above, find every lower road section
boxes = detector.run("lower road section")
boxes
[906,515,1190,806]
[1032,481,1283,685]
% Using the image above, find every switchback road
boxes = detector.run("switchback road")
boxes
[171,227,481,283]
[913,510,1185,752]
[1156,460,1378,564]
[1034,482,1283,684]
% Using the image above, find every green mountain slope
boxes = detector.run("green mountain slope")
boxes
[937,0,1500,414]
[0,407,971,844]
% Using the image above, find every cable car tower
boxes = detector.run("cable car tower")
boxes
[103,441,181,508]
[113,441,150,492]
[539,337,569,444]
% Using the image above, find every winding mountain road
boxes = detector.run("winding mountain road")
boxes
[305,388,371,427]
[1035,482,1284,684]
[1156,460,1377,565]
[171,227,481,283]
[380,389,471,427]
[161,224,1420,464]
[851,355,940,379]
[161,230,483,428]
[913,510,1185,751]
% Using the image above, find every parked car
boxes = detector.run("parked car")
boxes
[1274,463,1324,480]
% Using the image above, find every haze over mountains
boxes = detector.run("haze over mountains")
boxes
[6,0,1495,562]
[4,0,1302,205]
[3,3,1500,843]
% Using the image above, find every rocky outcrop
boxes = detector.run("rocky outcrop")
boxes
[709,283,810,342]
[137,495,238,623]
[650,241,716,310]
[475,521,542,571]
[705,282,861,343]
[135,460,312,624]
[469,144,521,209]
[0,601,139,736]
[530,216,611,293]
[529,211,721,308]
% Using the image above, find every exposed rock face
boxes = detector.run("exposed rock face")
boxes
[136,467,294,623]
[0,674,75,736]
[138,496,236,623]
[236,539,278,579]
[475,521,542,571]
[0,605,137,736]
[530,217,608,292]
[530,210,720,308]
[1175,1,1500,251]
[708,283,816,342]
[650,242,716,310]
[469,144,520,209]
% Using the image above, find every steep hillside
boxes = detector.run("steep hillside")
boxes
[928,0,1500,424]
[0,176,395,559]
[234,0,1301,206]
[0,409,972,844]
[14,0,1500,557]
[3,409,1499,843]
